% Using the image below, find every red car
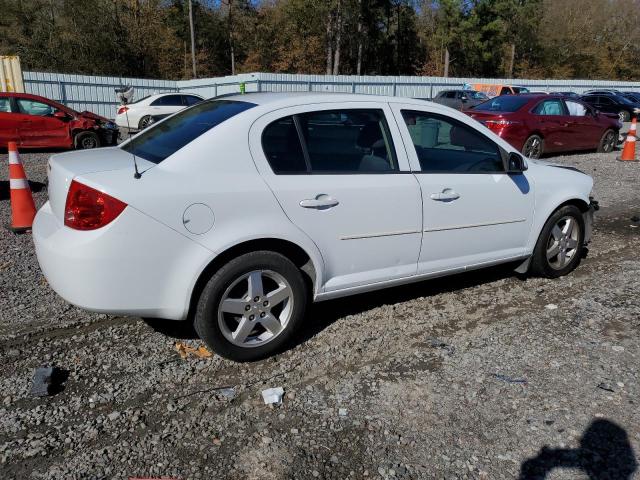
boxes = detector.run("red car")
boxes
[467,94,621,159]
[0,92,118,150]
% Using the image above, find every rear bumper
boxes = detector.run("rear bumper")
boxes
[33,201,214,320]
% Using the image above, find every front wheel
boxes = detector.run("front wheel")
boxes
[194,251,308,362]
[522,135,544,159]
[597,129,616,153]
[529,205,585,278]
[619,110,630,123]
[74,131,100,149]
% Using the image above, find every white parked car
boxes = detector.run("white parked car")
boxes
[33,93,597,361]
[115,92,203,130]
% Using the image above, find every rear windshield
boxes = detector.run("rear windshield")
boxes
[121,100,256,164]
[474,96,530,112]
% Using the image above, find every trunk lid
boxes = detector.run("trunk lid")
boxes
[47,147,154,222]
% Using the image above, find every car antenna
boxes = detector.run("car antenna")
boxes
[115,85,142,179]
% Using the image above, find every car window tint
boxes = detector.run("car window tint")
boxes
[183,95,202,106]
[121,100,256,164]
[401,110,503,173]
[565,100,587,116]
[16,99,56,116]
[533,99,566,116]
[0,98,11,113]
[297,109,397,173]
[599,97,613,105]
[445,92,456,98]
[262,116,307,174]
[151,95,183,106]
[500,87,511,95]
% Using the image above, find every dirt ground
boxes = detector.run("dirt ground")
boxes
[0,147,639,480]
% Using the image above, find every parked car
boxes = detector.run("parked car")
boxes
[473,83,530,98]
[115,92,203,130]
[467,94,621,159]
[430,89,489,110]
[584,89,621,95]
[34,93,597,361]
[620,91,640,103]
[0,92,118,149]
[580,93,640,122]
[557,92,580,98]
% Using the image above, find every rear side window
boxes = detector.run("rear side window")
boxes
[0,98,11,112]
[401,110,503,173]
[532,99,567,116]
[183,95,202,106]
[262,109,398,174]
[262,116,307,174]
[474,96,529,112]
[151,95,183,107]
[122,100,256,164]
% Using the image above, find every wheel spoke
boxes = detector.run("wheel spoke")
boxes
[547,242,560,260]
[232,317,254,343]
[266,285,290,307]
[558,249,567,266]
[566,238,578,249]
[221,298,248,315]
[551,225,563,241]
[247,271,264,298]
[259,313,282,336]
[563,218,574,236]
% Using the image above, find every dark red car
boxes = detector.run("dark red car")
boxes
[0,92,118,150]
[467,94,621,158]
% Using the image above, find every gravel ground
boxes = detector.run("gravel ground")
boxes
[1,147,639,480]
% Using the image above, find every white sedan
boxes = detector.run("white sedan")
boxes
[115,92,203,130]
[33,93,597,361]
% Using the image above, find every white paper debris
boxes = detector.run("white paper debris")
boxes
[261,387,284,405]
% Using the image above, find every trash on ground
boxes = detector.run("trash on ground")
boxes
[597,382,615,392]
[30,366,67,397]
[174,342,213,359]
[216,387,237,400]
[492,373,528,385]
[545,304,558,310]
[426,336,455,355]
[338,408,348,416]
[261,387,284,405]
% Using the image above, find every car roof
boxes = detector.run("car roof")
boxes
[0,92,52,101]
[212,92,461,108]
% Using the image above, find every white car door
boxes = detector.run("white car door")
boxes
[249,103,423,293]
[390,103,534,273]
[149,94,184,117]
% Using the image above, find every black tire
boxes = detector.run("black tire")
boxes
[522,134,544,159]
[138,115,152,130]
[194,251,308,362]
[529,205,585,278]
[597,129,617,153]
[74,131,100,149]
[619,110,631,122]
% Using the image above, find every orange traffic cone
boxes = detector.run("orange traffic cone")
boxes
[618,117,639,162]
[8,142,37,232]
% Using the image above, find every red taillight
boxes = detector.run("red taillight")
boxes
[64,180,127,230]
[117,106,129,115]
[484,119,520,132]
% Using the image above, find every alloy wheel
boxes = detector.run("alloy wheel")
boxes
[81,136,97,149]
[546,215,580,270]
[602,131,616,152]
[217,270,293,348]
[523,136,542,159]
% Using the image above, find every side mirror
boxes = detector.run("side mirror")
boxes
[507,152,527,173]
[53,111,69,119]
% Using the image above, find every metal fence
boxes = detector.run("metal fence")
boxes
[23,70,640,119]
[23,71,176,118]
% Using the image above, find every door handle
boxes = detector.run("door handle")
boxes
[299,194,339,209]
[430,189,460,201]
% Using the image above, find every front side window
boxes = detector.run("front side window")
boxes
[261,109,398,174]
[16,99,56,116]
[598,97,613,106]
[532,99,566,116]
[122,100,256,164]
[401,110,503,173]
